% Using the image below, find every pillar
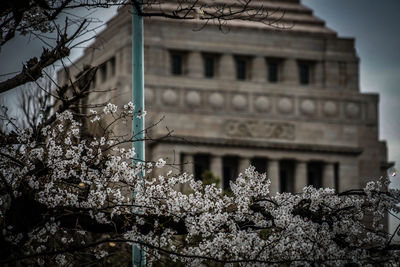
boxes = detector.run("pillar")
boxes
[219,54,235,80]
[322,162,335,189]
[282,58,298,85]
[106,59,113,79]
[238,157,252,174]
[252,56,267,83]
[268,159,280,195]
[294,161,307,193]
[210,155,223,188]
[182,153,195,175]
[187,51,203,78]
[151,145,180,177]
[314,61,324,87]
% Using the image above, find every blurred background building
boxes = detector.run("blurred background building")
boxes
[58,0,391,193]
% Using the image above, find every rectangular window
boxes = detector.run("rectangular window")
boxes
[100,63,107,82]
[172,54,182,75]
[110,57,116,76]
[279,160,295,193]
[235,57,249,80]
[299,63,309,85]
[170,51,187,76]
[223,156,239,190]
[334,163,339,192]
[307,162,323,188]
[204,56,215,78]
[194,154,210,181]
[268,62,278,83]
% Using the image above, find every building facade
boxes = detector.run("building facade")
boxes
[60,0,390,194]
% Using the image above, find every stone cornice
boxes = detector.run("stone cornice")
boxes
[149,135,363,155]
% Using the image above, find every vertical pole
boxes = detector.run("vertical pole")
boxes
[132,1,145,266]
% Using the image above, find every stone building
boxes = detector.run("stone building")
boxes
[59,0,390,193]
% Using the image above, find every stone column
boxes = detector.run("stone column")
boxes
[210,155,223,188]
[314,61,324,87]
[116,50,123,76]
[182,153,195,175]
[322,162,335,189]
[324,61,340,88]
[187,51,203,78]
[219,54,235,80]
[106,59,113,79]
[151,145,180,177]
[294,161,307,193]
[282,58,298,85]
[238,157,252,174]
[252,56,267,83]
[268,159,280,195]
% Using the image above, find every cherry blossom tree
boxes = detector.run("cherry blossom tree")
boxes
[1,98,400,265]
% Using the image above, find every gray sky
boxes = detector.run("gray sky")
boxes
[0,0,399,232]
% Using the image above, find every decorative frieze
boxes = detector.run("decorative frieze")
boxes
[147,86,367,124]
[225,119,295,140]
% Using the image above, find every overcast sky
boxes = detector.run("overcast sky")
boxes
[0,0,399,232]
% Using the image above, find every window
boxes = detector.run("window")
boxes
[110,57,116,76]
[170,51,186,75]
[307,162,323,188]
[299,62,310,85]
[99,63,107,82]
[268,62,278,83]
[334,163,339,192]
[279,160,295,193]
[203,55,216,78]
[223,156,239,190]
[194,154,210,181]
[235,56,251,80]
[236,58,246,80]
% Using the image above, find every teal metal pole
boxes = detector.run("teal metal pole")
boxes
[132,1,145,266]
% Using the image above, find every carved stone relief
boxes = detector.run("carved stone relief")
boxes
[225,119,295,140]
[162,89,178,105]
[209,92,224,109]
[145,88,155,104]
[323,101,338,117]
[345,102,360,119]
[277,97,294,114]
[231,94,248,111]
[300,99,316,115]
[254,96,271,112]
[186,91,201,107]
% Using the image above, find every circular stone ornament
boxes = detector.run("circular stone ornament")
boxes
[232,94,248,111]
[277,97,293,114]
[186,91,201,107]
[209,92,224,109]
[162,89,178,105]
[254,96,271,112]
[145,88,155,104]
[300,99,316,115]
[323,101,338,117]
[345,102,360,118]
